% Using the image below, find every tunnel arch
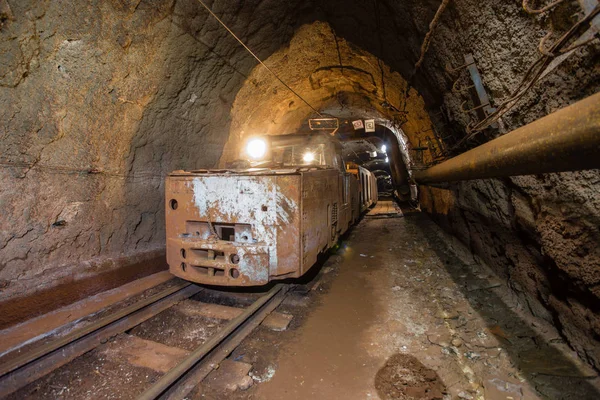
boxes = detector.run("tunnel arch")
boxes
[218,21,436,197]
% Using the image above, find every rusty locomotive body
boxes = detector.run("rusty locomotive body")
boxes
[165,133,377,286]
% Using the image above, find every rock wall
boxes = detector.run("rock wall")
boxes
[0,0,440,324]
[0,0,315,322]
[417,0,600,369]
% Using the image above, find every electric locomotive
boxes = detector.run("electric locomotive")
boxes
[165,132,376,286]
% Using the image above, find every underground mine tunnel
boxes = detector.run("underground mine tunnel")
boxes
[1,0,600,398]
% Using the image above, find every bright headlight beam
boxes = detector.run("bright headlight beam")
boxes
[303,152,315,163]
[385,157,389,163]
[246,138,267,159]
[381,144,387,153]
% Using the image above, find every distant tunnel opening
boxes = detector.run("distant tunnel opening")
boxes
[339,124,412,199]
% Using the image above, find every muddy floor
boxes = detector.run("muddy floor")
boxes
[208,209,600,400]
[6,207,600,399]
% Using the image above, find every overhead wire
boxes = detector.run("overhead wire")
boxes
[170,18,250,80]
[523,0,567,14]
[194,0,322,117]
[0,160,164,180]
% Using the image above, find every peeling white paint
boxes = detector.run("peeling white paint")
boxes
[189,175,298,282]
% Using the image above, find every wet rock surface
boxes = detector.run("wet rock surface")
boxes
[422,172,600,370]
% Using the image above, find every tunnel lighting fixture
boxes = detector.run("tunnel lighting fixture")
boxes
[385,157,389,163]
[381,145,387,153]
[303,152,315,163]
[246,138,267,160]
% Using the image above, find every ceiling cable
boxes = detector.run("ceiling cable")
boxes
[413,0,451,73]
[195,0,323,116]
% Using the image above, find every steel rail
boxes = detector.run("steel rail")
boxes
[0,282,202,398]
[162,286,290,400]
[137,284,287,400]
[413,92,600,184]
[0,280,188,376]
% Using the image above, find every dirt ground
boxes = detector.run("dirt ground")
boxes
[216,209,600,400]
[7,206,600,400]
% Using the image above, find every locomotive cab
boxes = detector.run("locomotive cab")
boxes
[241,133,345,171]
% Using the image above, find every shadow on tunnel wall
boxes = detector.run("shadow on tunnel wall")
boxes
[311,0,444,106]
[403,212,600,399]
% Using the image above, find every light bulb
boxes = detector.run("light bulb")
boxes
[303,152,315,163]
[246,138,267,159]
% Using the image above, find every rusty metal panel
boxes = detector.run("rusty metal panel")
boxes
[165,172,301,286]
[273,175,301,277]
[299,169,340,275]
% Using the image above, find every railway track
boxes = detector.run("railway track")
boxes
[0,279,293,399]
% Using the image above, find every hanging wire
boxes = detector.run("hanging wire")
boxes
[194,0,322,116]
[452,4,600,148]
[373,0,388,103]
[403,0,452,104]
[0,159,164,180]
[331,26,344,76]
[523,0,567,14]
[413,0,452,73]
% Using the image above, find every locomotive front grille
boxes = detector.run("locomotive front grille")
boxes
[189,265,227,277]
[166,172,302,286]
[169,236,270,285]
[190,248,226,261]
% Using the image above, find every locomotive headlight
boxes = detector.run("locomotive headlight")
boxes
[303,152,315,163]
[381,144,387,153]
[246,138,267,160]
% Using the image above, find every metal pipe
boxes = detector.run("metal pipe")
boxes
[413,92,600,184]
